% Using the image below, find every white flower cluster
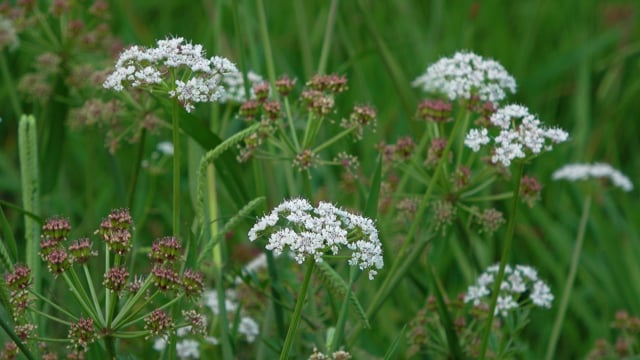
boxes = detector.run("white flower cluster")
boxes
[154,336,219,359]
[552,163,633,192]
[103,37,238,112]
[464,264,554,317]
[412,51,517,104]
[218,70,265,104]
[153,287,260,358]
[464,104,569,166]
[248,198,383,279]
[202,289,260,343]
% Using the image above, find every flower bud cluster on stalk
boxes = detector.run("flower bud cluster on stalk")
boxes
[3,209,206,356]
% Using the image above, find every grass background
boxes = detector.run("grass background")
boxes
[1,0,639,358]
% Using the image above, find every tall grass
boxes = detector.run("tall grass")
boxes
[0,0,638,358]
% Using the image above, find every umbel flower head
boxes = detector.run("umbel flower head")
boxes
[248,198,383,279]
[218,70,265,104]
[103,36,238,112]
[464,104,569,166]
[552,162,633,192]
[464,264,553,316]
[412,51,517,105]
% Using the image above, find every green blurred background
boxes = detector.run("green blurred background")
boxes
[1,0,639,358]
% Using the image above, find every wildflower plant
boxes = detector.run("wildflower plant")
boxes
[3,210,206,358]
[235,73,377,178]
[356,50,569,360]
[1,3,636,359]
[249,198,382,359]
[585,310,640,359]
[544,162,633,359]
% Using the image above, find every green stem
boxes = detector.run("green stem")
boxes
[464,192,514,202]
[210,166,233,360]
[230,0,251,99]
[365,112,464,321]
[126,129,147,210]
[280,260,315,360]
[0,317,36,360]
[256,0,277,87]
[544,195,592,360]
[172,101,181,238]
[69,267,103,325]
[329,266,357,353]
[118,294,183,330]
[113,292,160,330]
[62,273,98,320]
[312,126,356,153]
[301,112,315,149]
[317,0,339,74]
[110,276,154,327]
[478,161,525,360]
[83,265,106,326]
[29,290,78,321]
[104,246,111,323]
[283,98,301,151]
[27,308,71,326]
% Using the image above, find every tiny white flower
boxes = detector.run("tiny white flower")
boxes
[176,325,192,337]
[203,289,238,315]
[219,71,265,103]
[464,263,553,316]
[412,51,516,104]
[530,280,554,308]
[464,128,491,152]
[176,339,200,359]
[552,163,633,192]
[238,316,260,343]
[496,295,519,316]
[465,104,569,166]
[153,337,167,352]
[157,141,174,156]
[204,336,219,345]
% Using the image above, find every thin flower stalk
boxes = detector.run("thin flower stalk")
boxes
[364,111,464,323]
[280,259,315,360]
[172,100,181,238]
[544,195,591,360]
[478,160,525,360]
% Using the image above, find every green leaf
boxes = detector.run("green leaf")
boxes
[429,265,464,359]
[383,324,407,360]
[0,204,17,266]
[40,75,69,195]
[364,154,382,219]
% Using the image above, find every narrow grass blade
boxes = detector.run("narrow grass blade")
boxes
[364,155,382,219]
[429,265,464,359]
[383,324,407,360]
[0,204,18,265]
